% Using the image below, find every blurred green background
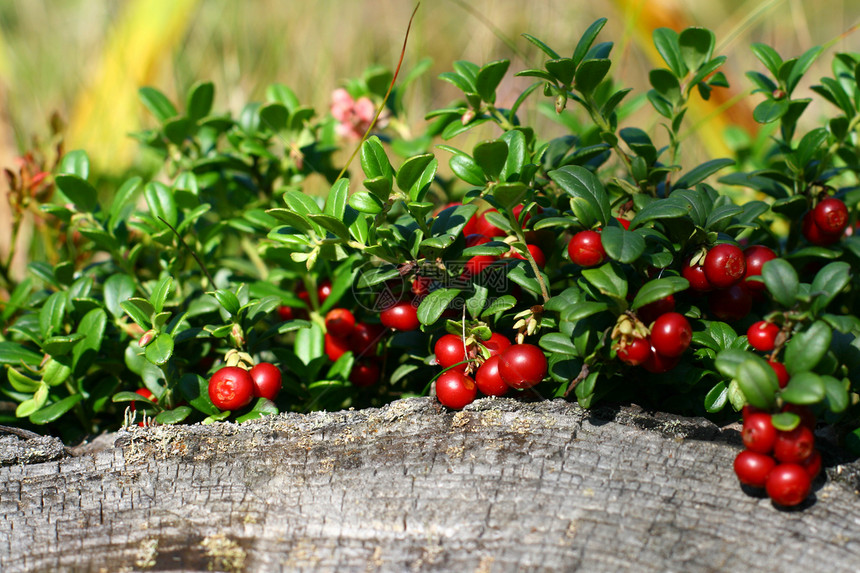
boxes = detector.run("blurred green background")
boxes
[0,0,858,266]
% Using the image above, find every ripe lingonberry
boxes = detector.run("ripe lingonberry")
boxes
[479,332,511,357]
[380,300,420,331]
[769,361,790,389]
[742,412,778,454]
[208,366,254,411]
[510,244,546,268]
[682,257,712,292]
[637,295,676,326]
[325,308,356,338]
[475,355,508,396]
[708,284,753,322]
[498,344,547,389]
[567,230,606,267]
[350,359,380,387]
[743,245,777,292]
[766,463,812,506]
[704,244,746,288]
[349,322,385,357]
[475,209,506,238]
[434,334,469,372]
[773,425,815,463]
[641,345,680,373]
[734,450,777,488]
[747,321,780,352]
[800,450,822,480]
[435,370,477,409]
[650,312,692,358]
[813,197,849,235]
[249,362,282,400]
[616,337,651,366]
[802,211,841,246]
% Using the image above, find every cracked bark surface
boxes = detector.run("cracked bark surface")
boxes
[1,397,859,572]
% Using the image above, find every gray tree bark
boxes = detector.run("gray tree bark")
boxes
[1,397,859,572]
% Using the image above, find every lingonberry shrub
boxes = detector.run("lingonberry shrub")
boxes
[0,16,858,511]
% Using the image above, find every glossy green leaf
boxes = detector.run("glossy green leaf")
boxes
[761,258,798,308]
[139,86,178,122]
[259,102,288,132]
[649,68,681,104]
[475,59,510,103]
[449,153,486,186]
[753,98,789,124]
[499,130,526,182]
[54,175,98,213]
[57,149,89,179]
[574,59,611,95]
[673,158,735,190]
[186,81,214,120]
[572,18,607,67]
[29,394,83,425]
[473,140,508,181]
[0,342,43,367]
[211,289,241,315]
[630,276,690,310]
[704,381,728,413]
[600,226,645,263]
[751,43,783,77]
[145,333,174,366]
[780,371,826,404]
[179,373,221,416]
[324,178,349,220]
[150,276,173,314]
[72,308,106,375]
[653,28,685,77]
[418,288,462,325]
[40,291,67,339]
[737,356,779,410]
[360,136,393,180]
[109,177,141,232]
[144,181,178,228]
[679,27,714,73]
[770,412,800,431]
[810,262,851,315]
[629,196,691,228]
[522,33,560,60]
[549,165,610,225]
[784,321,831,374]
[348,192,384,214]
[396,154,435,192]
[581,262,627,301]
[821,375,849,413]
[539,332,579,355]
[155,406,192,425]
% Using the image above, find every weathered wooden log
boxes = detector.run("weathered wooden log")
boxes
[1,397,859,572]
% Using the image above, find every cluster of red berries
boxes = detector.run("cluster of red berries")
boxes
[433,331,548,409]
[734,405,821,507]
[683,243,777,323]
[802,197,850,246]
[746,320,790,387]
[208,362,282,411]
[324,308,387,387]
[615,308,693,374]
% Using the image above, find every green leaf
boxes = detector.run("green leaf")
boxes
[145,333,174,366]
[259,102,288,132]
[29,394,83,425]
[522,33,560,60]
[715,348,752,379]
[41,356,71,386]
[704,381,728,413]
[649,68,681,104]
[572,18,608,68]
[43,334,85,356]
[294,323,324,366]
[499,130,526,182]
[473,140,508,181]
[139,86,178,122]
[673,158,735,190]
[396,154,434,192]
[308,214,350,241]
[821,375,849,413]
[761,258,798,308]
[144,181,178,228]
[475,59,510,103]
[737,356,779,410]
[0,342,43,367]
[186,81,214,120]
[54,175,98,213]
[545,58,576,85]
[786,45,823,94]
[449,154,486,186]
[629,196,691,229]
[581,262,627,301]
[360,136,393,180]
[539,333,579,355]
[493,183,528,210]
[155,406,192,425]
[211,289,241,315]
[780,371,826,405]
[549,165,610,225]
[753,98,789,124]
[109,177,143,232]
[150,276,173,314]
[600,226,645,263]
[57,149,89,179]
[575,59,611,95]
[679,27,714,73]
[653,28,685,77]
[324,178,349,220]
[810,262,851,315]
[179,373,221,416]
[751,43,783,77]
[770,412,800,432]
[40,291,67,339]
[784,321,831,374]
[348,192,384,214]
[72,308,106,375]
[418,288,462,325]
[630,277,690,310]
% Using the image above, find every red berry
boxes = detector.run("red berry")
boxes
[512,204,542,228]
[734,450,777,488]
[380,300,420,331]
[412,276,432,297]
[434,334,469,372]
[769,361,790,389]
[773,425,815,463]
[465,233,491,247]
[800,450,822,480]
[349,322,385,357]
[704,244,746,288]
[435,370,477,409]
[317,279,332,303]
[475,355,508,396]
[766,463,812,506]
[641,346,680,373]
[747,321,780,352]
[742,413,778,454]
[742,404,766,420]
[813,197,849,235]
[743,245,777,292]
[463,255,498,277]
[325,308,356,338]
[277,305,295,321]
[208,366,254,411]
[802,211,841,246]
[349,359,380,387]
[510,244,546,268]
[708,284,753,322]
[567,230,606,267]
[475,209,506,238]
[249,362,282,400]
[637,295,676,325]
[498,344,547,389]
[682,258,712,292]
[650,312,692,358]
[130,388,156,413]
[325,332,352,361]
[479,332,511,357]
[615,216,631,230]
[616,337,652,366]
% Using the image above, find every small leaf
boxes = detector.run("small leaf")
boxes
[630,277,690,310]
[179,373,221,416]
[821,375,849,413]
[40,291,67,339]
[704,381,728,413]
[186,81,214,120]
[770,412,800,432]
[784,321,832,374]
[780,371,826,404]
[348,192,384,214]
[211,289,241,315]
[155,406,192,425]
[679,27,714,73]
[473,140,508,181]
[145,333,174,366]
[753,98,789,124]
[737,357,779,410]
[54,175,98,213]
[139,86,178,122]
[360,136,394,180]
[396,154,434,193]
[150,276,173,314]
[324,178,349,220]
[417,289,462,325]
[29,394,83,425]
[575,59,611,95]
[581,262,627,301]
[475,59,510,103]
[810,262,851,315]
[0,342,43,367]
[522,33,560,60]
[144,182,178,228]
[57,149,90,179]
[673,158,735,190]
[549,165,610,226]
[449,153,486,186]
[761,259,798,308]
[539,333,579,355]
[653,28,685,77]
[572,18,608,67]
[600,226,645,263]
